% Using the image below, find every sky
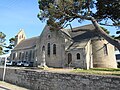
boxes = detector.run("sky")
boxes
[0,0,118,46]
[0,0,46,44]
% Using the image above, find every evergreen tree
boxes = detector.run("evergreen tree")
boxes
[38,0,120,50]
[0,32,6,55]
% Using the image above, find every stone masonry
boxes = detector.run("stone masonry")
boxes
[0,68,120,90]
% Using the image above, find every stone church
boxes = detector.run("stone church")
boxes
[10,24,117,69]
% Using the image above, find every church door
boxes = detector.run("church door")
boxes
[68,53,72,64]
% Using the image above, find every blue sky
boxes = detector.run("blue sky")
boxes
[0,0,117,45]
[0,0,46,44]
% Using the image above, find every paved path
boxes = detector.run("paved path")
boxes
[0,81,29,90]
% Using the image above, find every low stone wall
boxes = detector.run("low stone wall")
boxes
[0,67,120,90]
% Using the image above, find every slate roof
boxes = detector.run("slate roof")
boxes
[13,36,39,50]
[66,40,90,51]
[63,24,98,42]
[62,24,98,50]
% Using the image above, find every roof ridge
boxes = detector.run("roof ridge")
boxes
[62,24,93,30]
[23,36,39,41]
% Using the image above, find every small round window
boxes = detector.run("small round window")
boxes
[48,35,51,39]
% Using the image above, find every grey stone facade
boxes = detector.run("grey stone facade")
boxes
[10,24,117,69]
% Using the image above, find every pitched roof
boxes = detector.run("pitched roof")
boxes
[13,36,39,51]
[62,24,98,50]
[62,24,98,42]
[66,40,90,51]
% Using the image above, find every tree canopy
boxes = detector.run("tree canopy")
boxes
[0,32,15,54]
[0,32,6,55]
[38,0,120,50]
[7,37,15,49]
[95,0,120,26]
[5,37,15,53]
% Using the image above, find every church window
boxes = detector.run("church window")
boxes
[42,46,45,51]
[22,34,23,38]
[68,53,72,64]
[33,50,35,59]
[25,52,28,60]
[22,52,24,60]
[53,44,56,55]
[77,53,80,59]
[29,50,32,61]
[48,35,51,39]
[104,44,108,55]
[13,53,15,60]
[19,52,21,60]
[47,43,50,56]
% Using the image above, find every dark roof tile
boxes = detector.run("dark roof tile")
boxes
[62,24,98,42]
[14,36,39,50]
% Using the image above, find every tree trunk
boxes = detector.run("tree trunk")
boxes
[90,17,120,51]
[74,13,120,51]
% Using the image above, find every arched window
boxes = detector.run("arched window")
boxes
[29,50,32,61]
[33,50,35,59]
[22,52,24,60]
[48,35,51,39]
[77,53,80,59]
[68,53,72,64]
[47,43,50,55]
[53,44,56,55]
[13,53,15,60]
[22,34,23,38]
[25,52,28,60]
[104,44,108,55]
[42,46,45,51]
[19,52,21,60]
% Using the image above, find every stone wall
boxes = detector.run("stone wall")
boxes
[0,68,120,90]
[92,39,117,68]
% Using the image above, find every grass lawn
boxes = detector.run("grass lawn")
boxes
[72,68,120,76]
[26,67,120,76]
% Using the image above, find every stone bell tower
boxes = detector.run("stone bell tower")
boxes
[14,29,26,46]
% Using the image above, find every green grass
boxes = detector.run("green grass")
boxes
[72,68,120,76]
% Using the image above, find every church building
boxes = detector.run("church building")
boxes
[10,24,117,69]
